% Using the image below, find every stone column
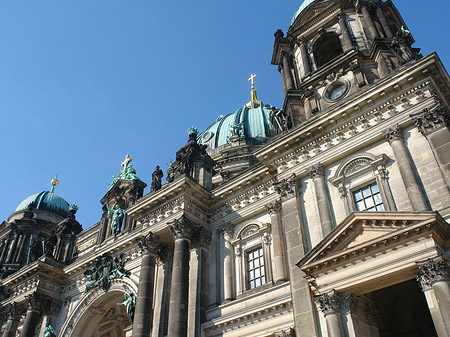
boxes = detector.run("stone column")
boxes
[167,216,196,337]
[187,228,210,337]
[317,291,346,337]
[5,233,18,263]
[383,125,429,211]
[278,63,287,96]
[376,4,393,38]
[297,37,312,78]
[307,163,334,237]
[2,302,22,337]
[360,2,378,41]
[273,174,316,337]
[265,200,287,284]
[20,292,43,337]
[412,104,450,192]
[416,255,450,336]
[221,224,235,302]
[152,246,171,337]
[132,232,161,337]
[336,13,353,51]
[281,50,295,91]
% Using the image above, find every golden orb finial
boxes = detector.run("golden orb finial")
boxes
[50,174,59,193]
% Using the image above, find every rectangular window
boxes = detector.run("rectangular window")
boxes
[247,247,266,289]
[353,183,385,211]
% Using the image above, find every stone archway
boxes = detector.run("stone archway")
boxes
[59,279,137,337]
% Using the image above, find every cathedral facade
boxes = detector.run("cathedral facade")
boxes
[1,0,450,336]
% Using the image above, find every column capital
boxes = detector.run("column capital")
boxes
[221,223,234,240]
[277,327,296,337]
[192,226,211,248]
[5,302,23,320]
[316,290,344,315]
[296,36,307,46]
[411,104,450,135]
[138,232,161,255]
[168,215,198,240]
[307,163,325,179]
[416,255,450,290]
[265,200,282,214]
[382,125,403,144]
[273,173,298,198]
[25,292,44,311]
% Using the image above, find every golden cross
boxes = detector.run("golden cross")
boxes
[248,74,257,86]
[121,154,133,171]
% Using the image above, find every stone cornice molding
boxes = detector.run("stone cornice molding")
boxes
[416,254,450,290]
[411,103,450,135]
[298,212,449,276]
[382,124,403,144]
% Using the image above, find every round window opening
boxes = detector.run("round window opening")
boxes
[326,81,348,101]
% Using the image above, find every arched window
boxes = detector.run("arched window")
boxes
[315,34,343,67]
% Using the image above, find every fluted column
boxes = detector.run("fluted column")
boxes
[167,216,196,337]
[2,302,22,337]
[281,50,295,91]
[265,200,287,284]
[221,224,235,302]
[336,13,353,51]
[187,228,210,337]
[297,37,312,78]
[383,125,428,211]
[376,4,393,38]
[360,2,378,41]
[317,291,346,337]
[412,104,450,192]
[132,232,161,337]
[20,292,43,337]
[307,163,334,237]
[273,174,315,337]
[5,233,18,263]
[416,255,450,336]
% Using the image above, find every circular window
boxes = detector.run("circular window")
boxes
[325,81,348,101]
[202,131,214,142]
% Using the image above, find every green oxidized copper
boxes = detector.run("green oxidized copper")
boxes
[84,253,130,293]
[43,325,57,337]
[188,125,199,135]
[117,291,136,324]
[107,154,140,190]
[227,122,246,143]
[69,203,79,212]
[107,203,124,235]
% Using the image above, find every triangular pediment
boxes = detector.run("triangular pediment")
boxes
[298,212,447,270]
[291,0,339,29]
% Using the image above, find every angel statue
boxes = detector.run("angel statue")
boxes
[117,292,136,324]
[107,204,124,235]
[43,325,57,337]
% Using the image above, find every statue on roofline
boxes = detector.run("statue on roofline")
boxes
[107,203,124,235]
[151,165,163,192]
[107,154,140,190]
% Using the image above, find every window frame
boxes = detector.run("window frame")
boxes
[330,153,396,214]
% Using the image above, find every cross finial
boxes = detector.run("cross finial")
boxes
[248,74,257,86]
[121,154,133,171]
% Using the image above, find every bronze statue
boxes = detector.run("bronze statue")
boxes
[151,165,164,192]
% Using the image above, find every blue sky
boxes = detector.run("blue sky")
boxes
[1,1,449,228]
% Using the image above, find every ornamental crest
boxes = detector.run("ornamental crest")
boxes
[84,253,130,293]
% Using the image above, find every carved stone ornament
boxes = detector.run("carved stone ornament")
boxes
[192,226,212,248]
[273,173,298,198]
[240,224,260,239]
[416,255,450,290]
[382,125,403,144]
[83,253,130,293]
[316,290,344,315]
[343,157,372,175]
[168,215,196,240]
[365,302,381,326]
[277,327,296,337]
[138,232,160,255]
[307,163,325,179]
[25,292,44,311]
[412,104,450,135]
[5,302,22,319]
[265,200,281,215]
[221,223,234,237]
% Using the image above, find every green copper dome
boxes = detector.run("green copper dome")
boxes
[291,0,318,24]
[197,102,275,154]
[15,191,70,217]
